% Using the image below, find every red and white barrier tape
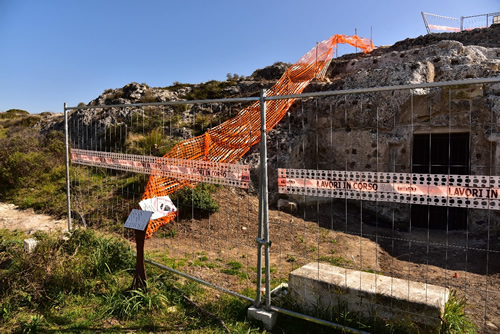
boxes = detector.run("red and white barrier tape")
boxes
[428,24,460,32]
[71,149,250,188]
[278,168,500,210]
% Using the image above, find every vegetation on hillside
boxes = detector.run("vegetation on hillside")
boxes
[182,80,236,101]
[0,125,66,216]
[171,183,220,218]
[0,110,41,136]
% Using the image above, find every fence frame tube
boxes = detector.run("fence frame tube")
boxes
[255,89,271,309]
[64,102,72,232]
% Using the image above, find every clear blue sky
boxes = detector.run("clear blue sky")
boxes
[1,0,498,114]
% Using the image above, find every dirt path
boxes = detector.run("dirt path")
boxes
[0,202,67,234]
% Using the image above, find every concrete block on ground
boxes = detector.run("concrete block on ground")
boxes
[288,262,448,327]
[247,306,278,331]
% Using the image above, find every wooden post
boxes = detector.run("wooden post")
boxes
[123,209,153,291]
[132,228,147,290]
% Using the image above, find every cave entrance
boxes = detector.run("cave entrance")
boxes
[411,133,470,230]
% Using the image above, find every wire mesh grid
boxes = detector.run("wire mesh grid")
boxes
[421,12,460,33]
[67,101,259,298]
[66,78,500,333]
[461,12,500,31]
[270,83,500,332]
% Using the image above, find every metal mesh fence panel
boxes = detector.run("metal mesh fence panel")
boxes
[461,12,500,31]
[270,80,500,333]
[421,12,460,33]
[66,76,500,332]
[67,101,262,298]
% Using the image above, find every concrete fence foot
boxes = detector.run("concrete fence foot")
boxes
[247,306,278,331]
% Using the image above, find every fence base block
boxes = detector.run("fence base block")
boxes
[247,306,278,330]
[289,262,448,328]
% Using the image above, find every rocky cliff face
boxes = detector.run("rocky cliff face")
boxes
[264,26,500,230]
[287,38,500,173]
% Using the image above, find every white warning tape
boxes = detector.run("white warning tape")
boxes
[278,168,500,210]
[71,149,250,188]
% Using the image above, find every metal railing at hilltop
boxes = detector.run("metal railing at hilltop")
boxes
[422,11,500,33]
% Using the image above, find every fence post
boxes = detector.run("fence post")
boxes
[261,90,271,310]
[421,12,431,34]
[64,103,72,232]
[255,89,271,308]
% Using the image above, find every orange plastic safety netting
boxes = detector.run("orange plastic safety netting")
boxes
[142,34,374,238]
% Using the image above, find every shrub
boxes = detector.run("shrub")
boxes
[183,80,234,100]
[12,115,40,128]
[171,183,219,217]
[163,81,191,91]
[43,131,65,154]
[0,229,135,317]
[0,128,66,214]
[90,233,135,277]
[6,109,29,115]
[0,151,48,189]
[171,104,188,115]
[193,114,212,135]
[0,127,42,155]
[63,227,135,278]
[104,89,124,103]
[138,90,157,103]
[0,109,29,119]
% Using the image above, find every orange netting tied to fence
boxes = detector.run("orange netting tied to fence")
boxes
[142,34,374,238]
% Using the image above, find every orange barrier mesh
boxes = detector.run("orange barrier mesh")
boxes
[142,34,374,238]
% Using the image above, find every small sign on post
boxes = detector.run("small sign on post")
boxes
[124,209,153,290]
[124,209,153,231]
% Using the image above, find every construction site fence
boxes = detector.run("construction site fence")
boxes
[422,11,500,33]
[65,76,500,333]
[461,11,500,31]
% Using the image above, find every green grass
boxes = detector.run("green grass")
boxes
[318,254,350,266]
[1,228,480,334]
[0,229,263,333]
[192,255,219,269]
[441,290,477,334]
[221,260,250,280]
